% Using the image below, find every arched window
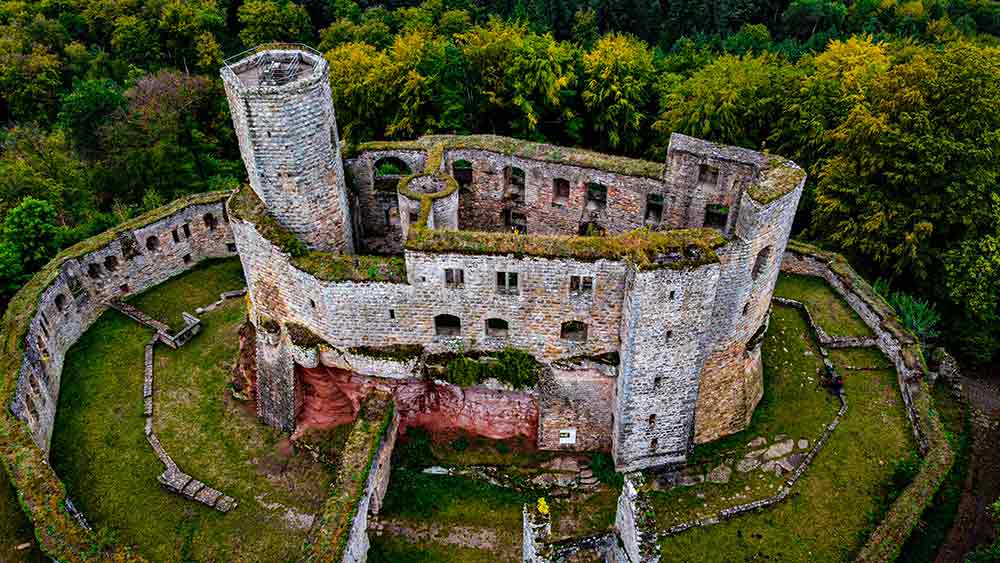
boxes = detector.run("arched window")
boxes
[751,246,772,280]
[203,213,218,231]
[560,321,588,342]
[485,318,509,338]
[104,255,119,271]
[648,414,656,425]
[434,314,461,337]
[650,438,659,451]
[374,157,412,177]
[452,159,473,188]
[54,294,67,312]
[87,263,101,279]
[146,235,160,252]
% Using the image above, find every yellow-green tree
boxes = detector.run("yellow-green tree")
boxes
[581,33,654,152]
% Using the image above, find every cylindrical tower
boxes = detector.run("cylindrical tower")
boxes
[221,47,354,253]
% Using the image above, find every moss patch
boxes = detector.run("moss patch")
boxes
[227,185,307,257]
[774,273,874,338]
[291,252,407,283]
[407,227,725,270]
[51,258,337,561]
[348,345,424,362]
[0,469,44,562]
[746,158,805,205]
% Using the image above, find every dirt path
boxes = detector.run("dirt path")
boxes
[934,377,1000,563]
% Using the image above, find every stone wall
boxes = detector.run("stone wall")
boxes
[231,215,629,361]
[0,192,236,561]
[614,263,721,471]
[221,49,354,253]
[308,391,397,563]
[10,195,237,453]
[537,362,616,452]
[612,473,660,563]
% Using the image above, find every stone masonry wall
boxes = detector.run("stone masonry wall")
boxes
[231,215,628,361]
[537,363,616,452]
[341,407,398,563]
[10,198,236,453]
[694,179,803,443]
[614,263,722,472]
[221,49,354,253]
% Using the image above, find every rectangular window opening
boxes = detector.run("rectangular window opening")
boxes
[569,275,593,296]
[552,178,570,206]
[585,183,607,211]
[444,268,464,288]
[496,271,519,295]
[698,164,719,187]
[645,194,664,224]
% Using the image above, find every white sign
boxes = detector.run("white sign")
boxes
[558,428,577,445]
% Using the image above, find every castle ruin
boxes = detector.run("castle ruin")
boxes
[220,46,805,472]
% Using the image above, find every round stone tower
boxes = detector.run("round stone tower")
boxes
[221,46,354,253]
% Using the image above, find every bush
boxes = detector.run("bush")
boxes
[590,452,624,488]
[889,291,941,343]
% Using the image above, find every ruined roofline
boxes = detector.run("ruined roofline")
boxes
[352,134,667,179]
[353,133,804,205]
[228,183,726,277]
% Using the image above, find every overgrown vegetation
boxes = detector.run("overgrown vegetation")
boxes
[429,347,542,390]
[774,273,874,338]
[407,226,725,269]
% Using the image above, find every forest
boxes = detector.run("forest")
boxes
[0,0,998,365]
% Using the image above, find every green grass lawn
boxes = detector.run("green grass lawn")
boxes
[0,469,45,562]
[369,532,500,563]
[657,321,915,561]
[774,273,874,338]
[50,258,337,562]
[649,304,841,528]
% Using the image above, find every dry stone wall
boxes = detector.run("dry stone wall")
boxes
[11,196,237,453]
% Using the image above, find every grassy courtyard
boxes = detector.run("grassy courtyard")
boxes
[50,258,338,561]
[656,285,915,561]
[774,273,874,338]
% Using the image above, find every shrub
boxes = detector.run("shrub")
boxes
[889,291,941,343]
[590,452,624,488]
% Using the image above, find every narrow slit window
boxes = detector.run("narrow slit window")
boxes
[182,223,191,238]
[171,229,180,243]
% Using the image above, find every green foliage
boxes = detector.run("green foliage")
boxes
[888,291,941,343]
[238,0,314,47]
[3,197,60,272]
[57,79,126,147]
[590,453,624,487]
[581,33,656,152]
[441,348,542,390]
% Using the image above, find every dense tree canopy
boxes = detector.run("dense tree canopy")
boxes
[0,0,998,364]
